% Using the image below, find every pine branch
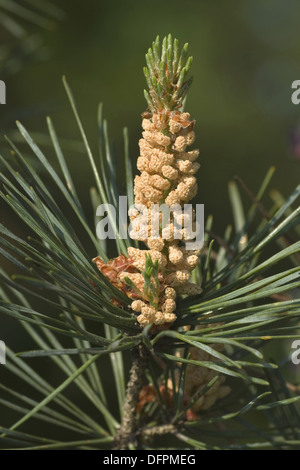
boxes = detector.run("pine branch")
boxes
[113,345,148,450]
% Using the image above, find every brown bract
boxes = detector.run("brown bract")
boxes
[92,254,141,300]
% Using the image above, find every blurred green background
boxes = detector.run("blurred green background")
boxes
[2,0,300,223]
[0,0,300,428]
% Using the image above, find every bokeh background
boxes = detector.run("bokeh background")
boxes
[0,0,300,433]
[2,0,300,214]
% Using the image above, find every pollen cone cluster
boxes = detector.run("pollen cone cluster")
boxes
[127,109,202,327]
[94,35,203,329]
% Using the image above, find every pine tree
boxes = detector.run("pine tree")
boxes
[0,33,300,450]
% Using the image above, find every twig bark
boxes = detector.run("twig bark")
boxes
[113,344,148,449]
[140,424,176,439]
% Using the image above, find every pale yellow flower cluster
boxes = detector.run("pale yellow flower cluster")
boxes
[124,110,203,327]
[131,286,177,327]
